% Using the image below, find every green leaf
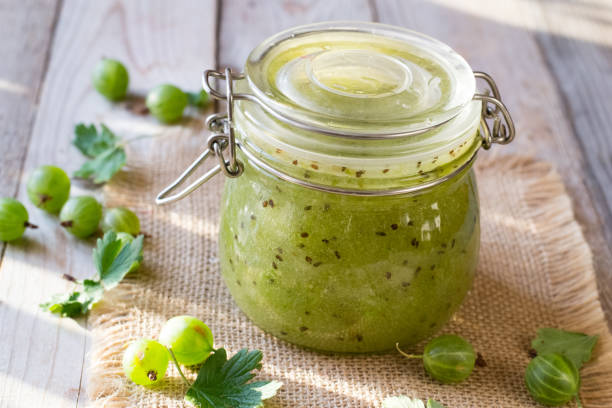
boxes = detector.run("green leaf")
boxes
[186,90,209,108]
[93,231,122,273]
[382,396,425,408]
[74,146,126,183]
[94,231,144,289]
[532,328,599,370]
[73,123,126,183]
[73,123,119,157]
[40,280,103,317]
[42,231,143,318]
[253,381,283,400]
[427,399,447,408]
[184,348,280,408]
[83,279,105,299]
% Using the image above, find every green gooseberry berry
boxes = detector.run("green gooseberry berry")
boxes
[0,197,37,241]
[146,84,188,123]
[59,196,102,238]
[396,334,476,384]
[101,207,140,235]
[525,353,580,406]
[92,58,129,101]
[26,165,71,214]
[122,338,169,386]
[159,315,214,366]
[116,232,142,273]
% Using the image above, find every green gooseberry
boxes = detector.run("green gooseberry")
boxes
[122,338,169,386]
[159,315,214,366]
[59,196,102,238]
[525,353,580,406]
[101,207,140,235]
[397,334,476,384]
[92,58,129,101]
[26,165,71,214]
[0,198,37,241]
[146,84,188,123]
[116,232,142,273]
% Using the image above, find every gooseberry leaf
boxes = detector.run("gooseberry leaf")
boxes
[531,328,598,370]
[40,291,93,317]
[41,231,142,318]
[94,231,143,289]
[73,123,126,183]
[184,348,281,408]
[253,380,283,401]
[40,279,103,317]
[74,145,126,184]
[73,123,119,157]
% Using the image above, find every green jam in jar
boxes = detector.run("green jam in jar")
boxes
[219,159,479,352]
[214,22,488,352]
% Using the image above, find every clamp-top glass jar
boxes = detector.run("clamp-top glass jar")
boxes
[157,22,515,353]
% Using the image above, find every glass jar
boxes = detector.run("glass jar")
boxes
[157,22,515,353]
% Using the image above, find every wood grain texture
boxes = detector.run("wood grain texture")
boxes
[372,0,612,326]
[529,0,612,322]
[218,0,374,69]
[0,0,60,198]
[0,1,217,407]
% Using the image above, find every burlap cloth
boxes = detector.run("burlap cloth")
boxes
[88,125,612,407]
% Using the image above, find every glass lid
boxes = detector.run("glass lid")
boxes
[245,21,476,138]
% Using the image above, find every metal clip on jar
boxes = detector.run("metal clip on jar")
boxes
[157,22,515,353]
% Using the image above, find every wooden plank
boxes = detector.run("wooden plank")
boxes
[0,0,65,406]
[528,0,612,322]
[218,0,374,69]
[0,1,217,406]
[373,0,612,326]
[0,0,61,295]
[0,0,60,198]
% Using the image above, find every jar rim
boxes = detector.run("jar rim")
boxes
[234,93,482,194]
[244,21,476,139]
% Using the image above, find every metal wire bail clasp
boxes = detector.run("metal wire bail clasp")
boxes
[155,68,244,205]
[473,71,516,149]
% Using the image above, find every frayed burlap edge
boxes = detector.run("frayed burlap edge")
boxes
[477,155,612,407]
[86,154,612,407]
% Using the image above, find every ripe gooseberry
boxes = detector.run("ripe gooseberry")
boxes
[92,58,129,101]
[59,196,102,238]
[525,353,580,406]
[101,207,140,235]
[122,339,169,386]
[0,198,37,241]
[146,84,188,123]
[26,165,71,214]
[396,334,476,384]
[159,315,214,366]
[116,232,142,273]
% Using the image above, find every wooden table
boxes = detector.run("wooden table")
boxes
[1,0,610,406]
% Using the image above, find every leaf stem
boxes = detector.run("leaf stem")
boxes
[395,343,423,359]
[167,347,192,387]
